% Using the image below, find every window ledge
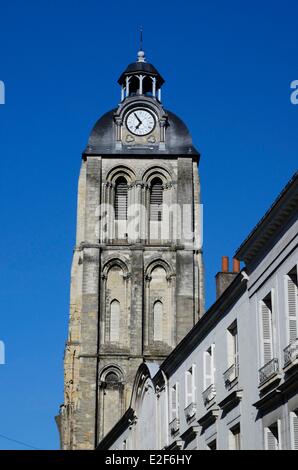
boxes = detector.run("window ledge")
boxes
[283,358,298,373]
[258,373,282,393]
[184,402,197,423]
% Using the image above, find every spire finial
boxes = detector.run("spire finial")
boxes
[140,26,143,51]
[137,26,146,62]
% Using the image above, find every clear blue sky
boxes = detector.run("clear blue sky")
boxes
[0,0,297,450]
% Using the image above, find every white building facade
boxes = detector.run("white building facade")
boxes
[98,172,298,450]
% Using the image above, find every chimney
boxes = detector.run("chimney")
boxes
[233,257,240,273]
[215,256,240,299]
[222,256,229,272]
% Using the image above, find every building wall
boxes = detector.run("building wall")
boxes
[104,212,298,450]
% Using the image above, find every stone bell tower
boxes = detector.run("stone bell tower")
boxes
[57,47,204,449]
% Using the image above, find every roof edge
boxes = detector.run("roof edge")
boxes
[235,172,298,264]
[158,272,247,378]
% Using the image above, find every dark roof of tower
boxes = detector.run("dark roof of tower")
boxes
[118,61,165,86]
[84,108,199,156]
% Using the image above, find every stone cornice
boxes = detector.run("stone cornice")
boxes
[235,172,298,266]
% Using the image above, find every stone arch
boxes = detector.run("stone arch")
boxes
[130,362,160,414]
[105,164,136,185]
[102,257,130,278]
[141,165,175,242]
[101,258,131,349]
[100,364,124,384]
[103,166,136,241]
[141,164,173,187]
[144,260,175,351]
[145,258,174,279]
[98,364,125,439]
[129,362,160,449]
[116,99,164,123]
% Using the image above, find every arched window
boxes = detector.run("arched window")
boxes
[150,177,163,221]
[110,299,120,342]
[105,371,119,383]
[153,300,163,341]
[114,177,128,220]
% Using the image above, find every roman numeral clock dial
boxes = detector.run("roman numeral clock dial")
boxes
[126,109,156,136]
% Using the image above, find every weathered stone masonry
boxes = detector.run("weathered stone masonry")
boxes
[57,49,205,449]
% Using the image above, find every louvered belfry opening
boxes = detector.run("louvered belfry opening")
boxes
[150,177,163,222]
[115,177,128,220]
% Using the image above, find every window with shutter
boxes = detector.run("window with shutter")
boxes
[110,299,120,342]
[227,321,238,368]
[204,351,212,390]
[290,411,298,450]
[229,424,241,450]
[185,366,195,406]
[170,384,179,421]
[204,346,214,389]
[114,177,128,220]
[150,178,163,222]
[261,295,274,365]
[287,268,298,343]
[153,301,163,341]
[264,422,280,450]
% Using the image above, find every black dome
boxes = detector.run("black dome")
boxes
[84,109,199,156]
[118,61,165,87]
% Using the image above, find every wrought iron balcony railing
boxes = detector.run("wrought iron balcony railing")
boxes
[223,363,239,388]
[284,339,298,367]
[184,402,196,421]
[202,384,216,406]
[169,417,180,435]
[259,358,279,386]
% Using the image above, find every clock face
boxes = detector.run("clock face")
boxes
[126,109,156,136]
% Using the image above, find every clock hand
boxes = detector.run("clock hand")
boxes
[134,113,142,124]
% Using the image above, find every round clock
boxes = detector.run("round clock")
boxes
[126,109,156,136]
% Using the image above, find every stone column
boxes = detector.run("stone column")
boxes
[130,249,144,355]
[176,158,195,342]
[143,274,152,352]
[161,182,172,243]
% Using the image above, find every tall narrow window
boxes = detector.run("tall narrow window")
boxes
[290,410,298,450]
[153,301,163,341]
[204,345,215,390]
[229,424,241,450]
[110,299,120,342]
[185,366,195,407]
[227,322,239,368]
[264,422,281,450]
[114,177,128,220]
[170,383,179,421]
[225,321,239,386]
[261,293,274,365]
[150,177,163,221]
[287,267,298,343]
